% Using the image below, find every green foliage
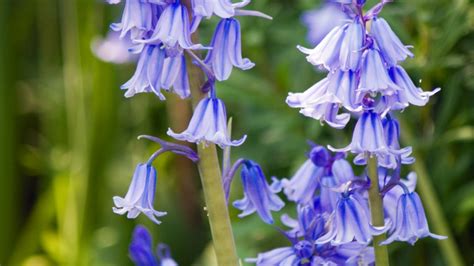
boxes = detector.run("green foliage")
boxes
[0,0,472,265]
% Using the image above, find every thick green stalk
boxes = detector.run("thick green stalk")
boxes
[367,156,390,266]
[186,47,239,266]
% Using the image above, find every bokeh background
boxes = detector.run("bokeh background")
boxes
[0,0,473,265]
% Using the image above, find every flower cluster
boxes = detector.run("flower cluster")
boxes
[228,0,445,264]
[109,0,269,224]
[109,0,269,148]
[232,144,444,265]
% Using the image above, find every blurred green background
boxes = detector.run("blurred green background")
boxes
[0,0,473,265]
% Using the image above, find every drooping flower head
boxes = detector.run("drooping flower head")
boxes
[121,45,190,100]
[233,160,284,224]
[111,0,155,39]
[382,187,446,245]
[113,163,167,224]
[281,144,345,204]
[139,1,205,50]
[204,18,255,81]
[316,193,388,245]
[167,96,246,148]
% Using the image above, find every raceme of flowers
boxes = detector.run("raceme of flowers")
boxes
[106,0,446,265]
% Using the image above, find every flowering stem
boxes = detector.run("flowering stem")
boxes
[367,156,390,266]
[185,20,239,266]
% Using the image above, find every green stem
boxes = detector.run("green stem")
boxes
[367,156,390,266]
[185,32,239,266]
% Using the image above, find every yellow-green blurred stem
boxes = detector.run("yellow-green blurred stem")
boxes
[368,156,390,266]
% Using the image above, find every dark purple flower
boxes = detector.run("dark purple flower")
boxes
[233,160,284,224]
[129,225,178,266]
[204,18,255,81]
[129,226,158,266]
[113,163,167,224]
[167,97,246,148]
[370,17,413,66]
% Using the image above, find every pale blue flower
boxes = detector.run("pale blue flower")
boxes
[121,45,190,99]
[281,159,324,204]
[370,17,413,66]
[339,19,365,71]
[298,23,348,70]
[358,47,401,96]
[204,18,255,81]
[111,0,154,39]
[167,97,246,148]
[382,191,446,245]
[389,65,440,107]
[140,2,205,50]
[316,193,387,245]
[191,0,250,18]
[113,163,167,224]
[233,160,284,224]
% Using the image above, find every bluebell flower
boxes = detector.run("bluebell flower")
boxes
[353,115,414,169]
[140,2,204,50]
[281,145,346,204]
[129,225,158,266]
[167,96,246,148]
[204,18,255,81]
[359,47,401,96]
[301,3,349,45]
[281,159,324,204]
[329,109,389,156]
[298,23,348,70]
[281,204,326,240]
[319,158,355,213]
[382,191,446,245]
[381,115,414,165]
[113,163,167,224]
[246,240,314,266]
[389,65,440,107]
[129,225,178,266]
[370,17,413,66]
[287,69,362,116]
[233,160,284,224]
[316,193,387,245]
[383,171,417,226]
[286,70,364,129]
[111,0,154,39]
[248,241,374,266]
[339,19,365,71]
[191,0,248,18]
[121,45,190,99]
